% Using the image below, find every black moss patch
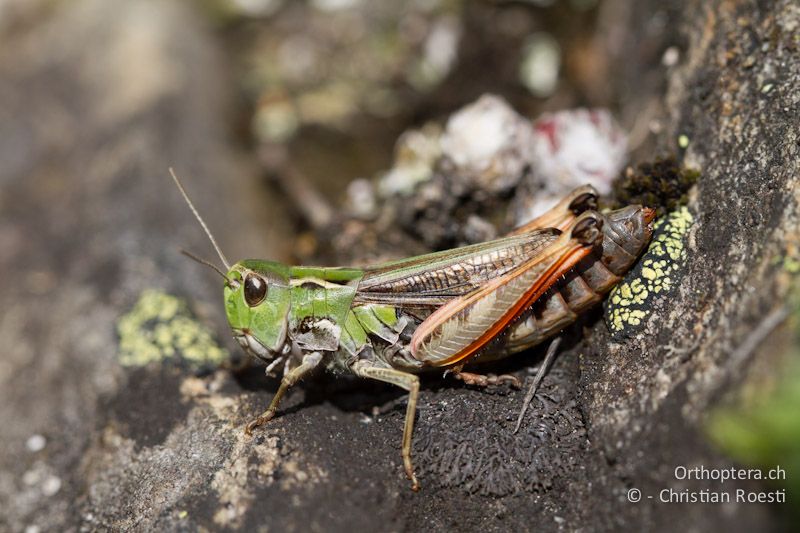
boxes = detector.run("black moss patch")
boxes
[611,156,699,215]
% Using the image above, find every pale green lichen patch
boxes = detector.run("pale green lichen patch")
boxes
[606,206,694,337]
[117,290,229,368]
[782,256,800,274]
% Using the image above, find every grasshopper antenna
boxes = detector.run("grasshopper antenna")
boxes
[180,249,235,286]
[169,167,231,271]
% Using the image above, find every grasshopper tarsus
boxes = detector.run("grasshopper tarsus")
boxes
[244,409,277,436]
[409,473,421,492]
[454,371,522,389]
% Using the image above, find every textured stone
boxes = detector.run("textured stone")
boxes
[0,0,796,531]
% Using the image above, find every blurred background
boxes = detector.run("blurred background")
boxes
[0,0,797,531]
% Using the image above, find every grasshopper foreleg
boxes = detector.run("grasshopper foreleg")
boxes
[245,351,322,435]
[513,336,562,433]
[352,361,421,492]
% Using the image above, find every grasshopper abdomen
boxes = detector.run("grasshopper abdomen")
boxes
[502,205,655,354]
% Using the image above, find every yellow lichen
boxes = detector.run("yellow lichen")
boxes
[606,206,693,335]
[117,290,229,367]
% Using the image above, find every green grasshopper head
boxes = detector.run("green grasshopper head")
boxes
[169,169,292,364]
[224,260,292,362]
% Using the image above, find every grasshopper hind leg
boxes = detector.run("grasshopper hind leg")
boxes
[513,336,561,433]
[351,361,421,491]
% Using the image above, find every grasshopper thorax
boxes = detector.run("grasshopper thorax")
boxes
[224,260,292,362]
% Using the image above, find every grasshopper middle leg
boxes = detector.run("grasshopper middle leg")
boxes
[245,352,322,435]
[352,361,421,492]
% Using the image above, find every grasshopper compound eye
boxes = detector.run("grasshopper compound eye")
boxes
[244,273,268,306]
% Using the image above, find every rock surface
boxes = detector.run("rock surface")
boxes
[0,0,797,532]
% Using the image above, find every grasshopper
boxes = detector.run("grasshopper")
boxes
[170,170,654,491]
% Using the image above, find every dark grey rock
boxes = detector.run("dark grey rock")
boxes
[0,0,796,532]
